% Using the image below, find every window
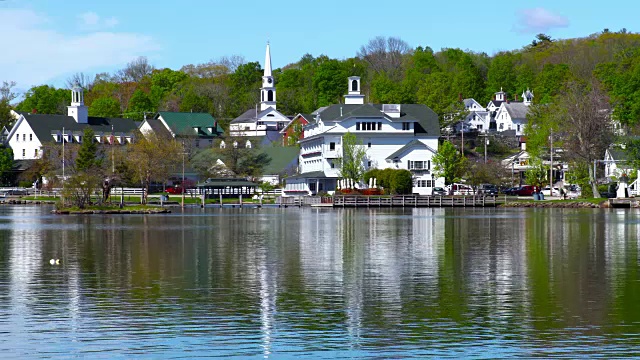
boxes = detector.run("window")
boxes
[23,134,25,141]
[367,122,372,131]
[34,149,38,157]
[329,142,335,151]
[402,122,411,130]
[351,79,358,92]
[29,134,32,141]
[517,124,521,132]
[356,122,360,130]
[378,122,382,130]
[267,90,273,102]
[426,180,433,188]
[16,134,19,141]
[22,149,25,157]
[367,142,371,148]
[367,161,372,167]
[478,125,483,130]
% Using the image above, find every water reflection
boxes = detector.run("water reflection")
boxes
[0,206,638,358]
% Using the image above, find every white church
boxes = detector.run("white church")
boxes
[7,86,138,161]
[284,77,444,196]
[228,43,291,137]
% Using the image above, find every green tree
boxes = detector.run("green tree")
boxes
[88,97,121,118]
[0,146,14,185]
[16,85,70,115]
[76,128,99,172]
[432,140,468,186]
[525,157,549,189]
[313,58,348,107]
[0,81,17,129]
[338,132,367,183]
[126,89,154,120]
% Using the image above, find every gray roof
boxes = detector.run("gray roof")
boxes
[230,109,257,124]
[287,170,327,179]
[142,119,172,138]
[18,113,137,143]
[314,103,440,136]
[503,103,530,120]
[385,140,437,160]
[488,100,504,108]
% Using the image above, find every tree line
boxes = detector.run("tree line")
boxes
[1,30,639,131]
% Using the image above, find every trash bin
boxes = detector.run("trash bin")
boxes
[539,193,544,200]
[533,193,540,201]
[161,195,169,202]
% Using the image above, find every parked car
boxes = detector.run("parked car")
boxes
[541,186,561,197]
[514,185,536,196]
[503,187,520,195]
[447,183,473,195]
[166,185,185,194]
[477,184,498,195]
[432,187,447,196]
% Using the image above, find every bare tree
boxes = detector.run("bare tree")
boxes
[0,81,17,128]
[65,72,94,90]
[558,80,613,198]
[116,56,155,83]
[357,36,411,77]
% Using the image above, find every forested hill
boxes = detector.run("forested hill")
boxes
[3,31,640,130]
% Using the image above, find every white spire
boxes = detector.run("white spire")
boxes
[264,42,272,77]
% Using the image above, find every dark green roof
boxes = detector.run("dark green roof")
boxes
[608,148,631,161]
[315,104,440,136]
[19,113,137,144]
[385,139,436,160]
[261,146,299,175]
[155,112,223,138]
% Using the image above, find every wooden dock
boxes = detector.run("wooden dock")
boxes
[333,195,505,208]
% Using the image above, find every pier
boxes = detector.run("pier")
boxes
[332,195,505,207]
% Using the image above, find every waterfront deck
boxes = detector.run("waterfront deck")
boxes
[333,195,505,207]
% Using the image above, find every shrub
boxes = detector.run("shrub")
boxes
[391,170,413,194]
[19,180,33,188]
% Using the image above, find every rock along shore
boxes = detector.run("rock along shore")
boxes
[53,208,171,215]
[500,201,604,209]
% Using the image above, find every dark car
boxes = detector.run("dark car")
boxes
[504,187,520,195]
[478,184,498,195]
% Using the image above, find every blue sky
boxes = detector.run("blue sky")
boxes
[0,0,637,91]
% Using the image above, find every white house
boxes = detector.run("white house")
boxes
[7,85,137,161]
[494,89,534,136]
[229,43,290,137]
[456,98,490,133]
[604,147,634,179]
[284,77,444,196]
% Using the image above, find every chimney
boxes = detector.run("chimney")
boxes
[458,93,463,102]
[32,109,37,114]
[514,94,518,102]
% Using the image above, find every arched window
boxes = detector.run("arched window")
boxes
[351,80,358,92]
[261,91,264,102]
[267,90,273,102]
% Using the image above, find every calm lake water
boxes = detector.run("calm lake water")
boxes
[0,205,639,358]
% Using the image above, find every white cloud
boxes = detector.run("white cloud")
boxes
[78,11,119,29]
[79,11,100,26]
[0,9,160,89]
[514,8,569,33]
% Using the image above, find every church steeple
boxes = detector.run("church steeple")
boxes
[260,42,276,111]
[67,84,88,123]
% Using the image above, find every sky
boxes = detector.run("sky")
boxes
[0,0,637,93]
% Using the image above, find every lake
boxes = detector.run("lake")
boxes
[0,205,639,358]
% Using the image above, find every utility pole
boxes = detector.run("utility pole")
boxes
[62,127,65,202]
[482,133,488,164]
[181,141,186,209]
[549,129,553,191]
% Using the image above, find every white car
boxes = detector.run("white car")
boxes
[541,186,561,196]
